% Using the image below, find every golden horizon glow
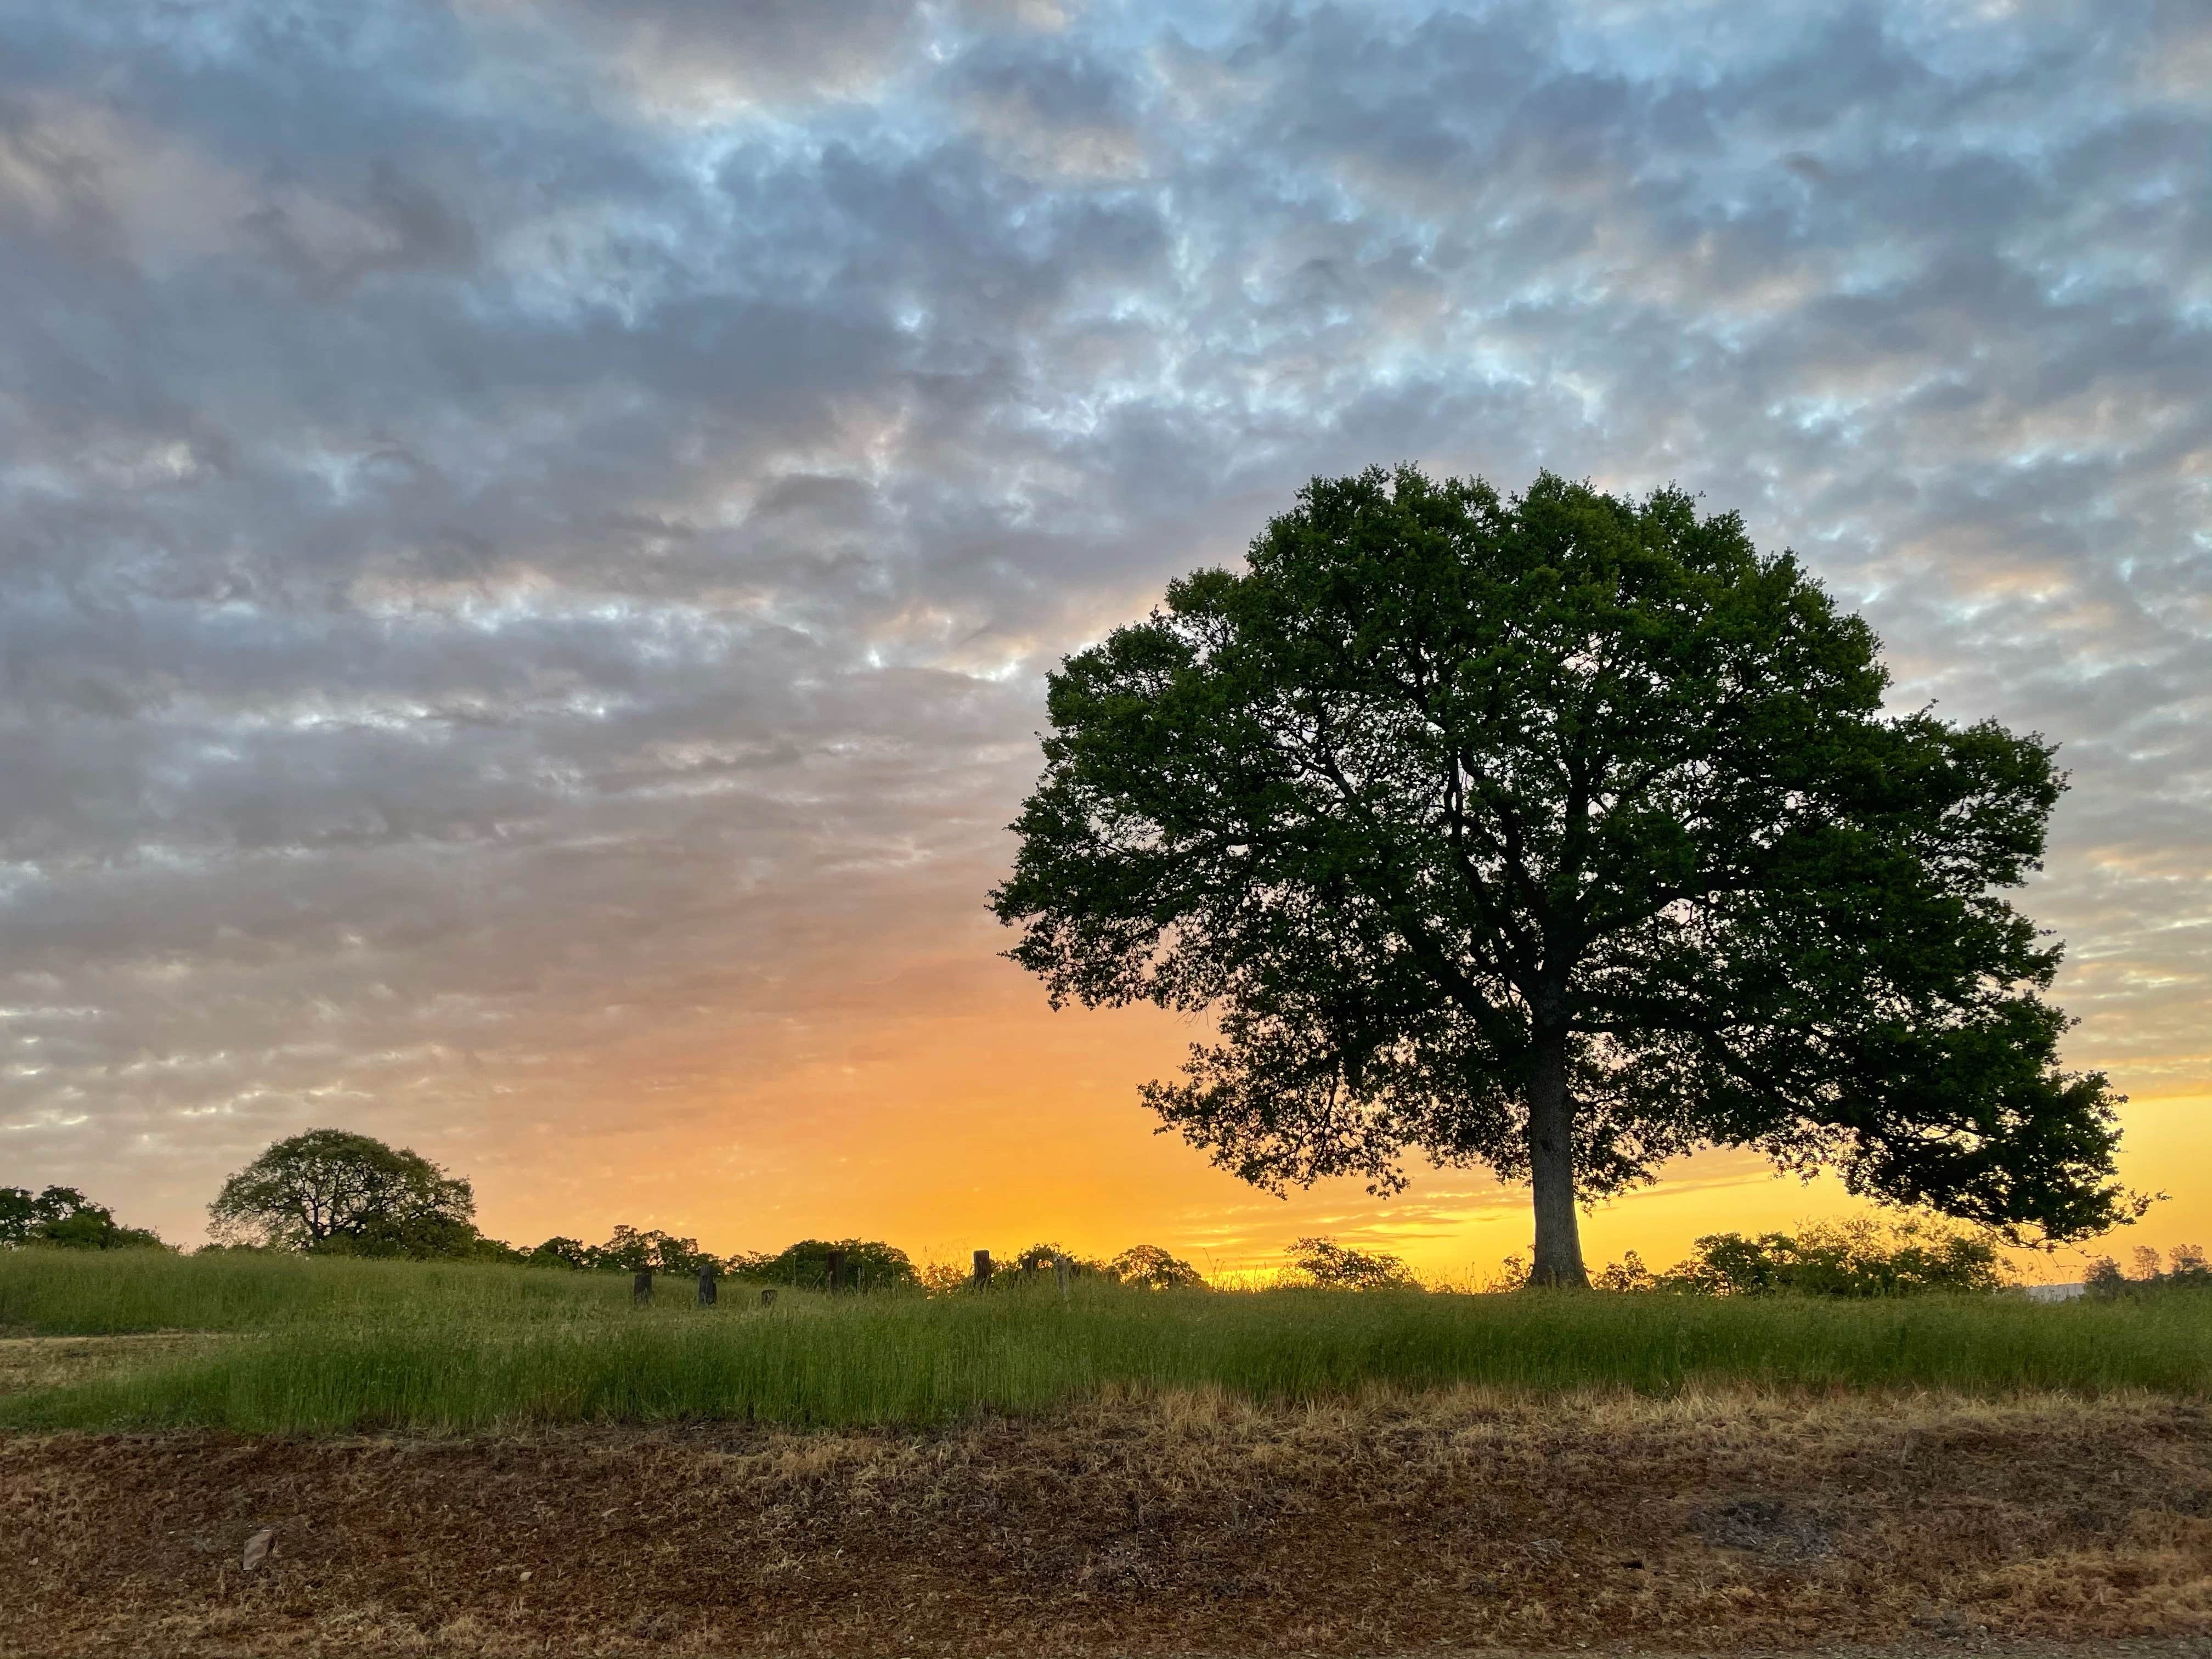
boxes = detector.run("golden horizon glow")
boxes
[450,950,2207,1290]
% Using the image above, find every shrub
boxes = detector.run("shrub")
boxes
[1641,1217,2010,1297]
[1592,1250,1656,1293]
[1105,1244,1204,1290]
[1289,1236,1421,1291]
[917,1259,973,1296]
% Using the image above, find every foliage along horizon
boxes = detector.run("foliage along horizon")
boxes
[13,1126,2149,1300]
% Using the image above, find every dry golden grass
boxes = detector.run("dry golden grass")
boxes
[5,1387,2212,1657]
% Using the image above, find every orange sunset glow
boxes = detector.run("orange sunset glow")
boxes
[449,936,2212,1288]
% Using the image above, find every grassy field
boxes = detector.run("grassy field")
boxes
[4,1247,2210,1434]
[0,1244,635,1334]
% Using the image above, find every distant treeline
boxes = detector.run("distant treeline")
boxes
[2085,1245,2212,1298]
[10,1128,2188,1300]
[510,1231,1209,1292]
[13,1130,1221,1291]
[2,1186,166,1252]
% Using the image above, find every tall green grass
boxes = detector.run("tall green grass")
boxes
[2,1249,2207,1432]
[0,1246,633,1334]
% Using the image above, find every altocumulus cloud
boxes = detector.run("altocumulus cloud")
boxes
[0,0,2206,1248]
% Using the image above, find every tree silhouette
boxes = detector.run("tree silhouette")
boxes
[994,466,2137,1285]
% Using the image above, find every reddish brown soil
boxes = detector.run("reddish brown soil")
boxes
[6,1389,2212,1657]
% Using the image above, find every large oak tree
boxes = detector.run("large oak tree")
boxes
[992,467,2136,1285]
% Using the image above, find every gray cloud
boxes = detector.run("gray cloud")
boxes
[0,0,2205,1251]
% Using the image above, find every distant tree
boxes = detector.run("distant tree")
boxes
[0,1186,165,1250]
[994,466,2140,1286]
[587,1224,652,1272]
[526,1235,595,1270]
[2082,1255,2129,1297]
[0,1187,36,1245]
[586,1225,721,1276]
[658,1236,719,1276]
[1288,1235,1421,1291]
[2083,1243,2212,1299]
[1104,1244,1205,1289]
[208,1129,480,1258]
[746,1238,919,1292]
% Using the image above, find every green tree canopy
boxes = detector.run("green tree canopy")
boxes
[208,1129,480,1258]
[992,466,2137,1286]
[0,1185,165,1250]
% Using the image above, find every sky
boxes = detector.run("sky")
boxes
[1,0,2207,1280]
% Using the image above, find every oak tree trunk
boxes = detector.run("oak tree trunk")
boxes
[1526,1030,1588,1288]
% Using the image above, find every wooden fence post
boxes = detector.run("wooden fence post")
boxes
[973,1248,993,1289]
[632,1269,653,1306]
[826,1249,845,1294]
[697,1267,716,1307]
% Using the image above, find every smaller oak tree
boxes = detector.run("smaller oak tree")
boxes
[210,1128,479,1257]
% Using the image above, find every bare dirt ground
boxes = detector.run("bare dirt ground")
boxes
[5,1388,2211,1658]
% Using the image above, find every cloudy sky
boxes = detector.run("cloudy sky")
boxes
[3,0,2207,1275]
